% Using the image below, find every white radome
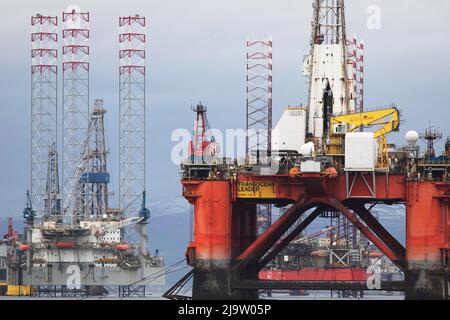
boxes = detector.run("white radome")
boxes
[405,130,419,145]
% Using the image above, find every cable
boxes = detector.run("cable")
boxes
[128,258,186,286]
[141,264,190,286]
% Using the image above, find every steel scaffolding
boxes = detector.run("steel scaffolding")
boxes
[311,0,347,45]
[44,142,62,220]
[62,9,90,217]
[31,14,58,216]
[73,100,109,219]
[119,15,146,216]
[246,39,272,160]
[347,35,364,113]
[246,39,273,234]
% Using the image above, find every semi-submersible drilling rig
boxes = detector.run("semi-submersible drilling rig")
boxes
[4,9,164,295]
[174,0,450,300]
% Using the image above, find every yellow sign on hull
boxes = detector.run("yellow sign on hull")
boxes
[237,181,276,198]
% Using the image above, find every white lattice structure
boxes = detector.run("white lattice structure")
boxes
[119,15,146,216]
[62,8,90,216]
[72,100,109,220]
[43,142,62,220]
[347,35,364,113]
[246,39,273,161]
[31,15,58,216]
[246,39,273,235]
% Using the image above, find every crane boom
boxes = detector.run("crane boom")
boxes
[103,216,143,232]
[329,107,400,168]
[330,107,400,138]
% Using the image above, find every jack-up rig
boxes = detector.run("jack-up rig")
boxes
[173,0,450,300]
[1,8,164,297]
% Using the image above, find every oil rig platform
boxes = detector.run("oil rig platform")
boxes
[174,0,450,300]
[1,8,164,297]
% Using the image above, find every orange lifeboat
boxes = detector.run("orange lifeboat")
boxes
[116,244,129,250]
[56,241,76,248]
[289,166,301,178]
[19,244,30,251]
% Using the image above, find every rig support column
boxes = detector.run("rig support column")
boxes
[405,181,450,299]
[185,181,257,299]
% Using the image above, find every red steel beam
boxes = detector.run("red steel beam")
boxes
[327,198,403,267]
[256,207,323,270]
[235,197,310,270]
[350,202,406,258]
[237,197,404,273]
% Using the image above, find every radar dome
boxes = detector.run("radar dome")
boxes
[405,131,419,145]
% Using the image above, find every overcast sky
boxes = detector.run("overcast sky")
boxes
[0,0,449,218]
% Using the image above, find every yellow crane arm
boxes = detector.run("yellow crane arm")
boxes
[330,107,400,138]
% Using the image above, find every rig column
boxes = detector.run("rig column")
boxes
[185,181,257,299]
[405,181,450,299]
